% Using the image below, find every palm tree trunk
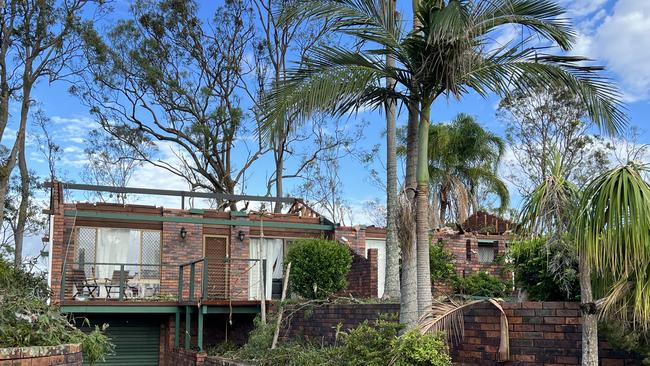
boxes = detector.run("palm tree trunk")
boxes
[579,258,598,365]
[399,0,421,329]
[416,102,432,318]
[383,0,400,300]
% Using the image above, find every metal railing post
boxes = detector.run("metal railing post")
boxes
[189,263,195,301]
[119,264,125,301]
[60,265,66,302]
[202,259,208,301]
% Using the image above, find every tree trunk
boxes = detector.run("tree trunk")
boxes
[13,134,28,268]
[274,146,284,213]
[383,0,400,300]
[0,79,30,231]
[399,0,421,329]
[579,258,598,365]
[416,102,432,318]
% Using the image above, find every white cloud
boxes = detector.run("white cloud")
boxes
[560,0,608,18]
[573,0,650,102]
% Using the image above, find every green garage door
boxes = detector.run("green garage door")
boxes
[83,316,160,366]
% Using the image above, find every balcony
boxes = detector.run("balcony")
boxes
[59,257,268,304]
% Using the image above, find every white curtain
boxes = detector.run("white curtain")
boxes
[248,238,283,300]
[96,228,131,279]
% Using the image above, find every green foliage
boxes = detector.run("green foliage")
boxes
[236,316,275,360]
[391,329,452,366]
[601,322,650,365]
[214,313,452,366]
[509,237,579,301]
[430,241,458,285]
[453,272,510,298]
[286,238,352,299]
[339,315,403,366]
[0,259,113,364]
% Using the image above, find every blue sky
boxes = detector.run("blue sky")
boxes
[16,0,650,234]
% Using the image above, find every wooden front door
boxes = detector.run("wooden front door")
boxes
[204,236,229,299]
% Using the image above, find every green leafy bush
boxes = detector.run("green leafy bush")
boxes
[286,238,352,299]
[430,241,458,285]
[340,315,403,366]
[391,329,452,366]
[0,259,113,364]
[453,272,510,297]
[213,312,453,366]
[509,237,579,301]
[601,322,650,365]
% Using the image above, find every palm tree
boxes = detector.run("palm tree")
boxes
[574,164,650,364]
[261,0,625,327]
[383,0,401,300]
[427,113,509,226]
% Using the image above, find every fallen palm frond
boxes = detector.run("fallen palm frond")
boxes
[419,297,510,362]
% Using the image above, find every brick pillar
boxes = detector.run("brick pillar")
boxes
[229,214,250,301]
[161,212,203,298]
[367,248,378,298]
[49,181,69,304]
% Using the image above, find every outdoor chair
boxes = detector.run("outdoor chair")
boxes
[105,270,139,299]
[68,268,99,299]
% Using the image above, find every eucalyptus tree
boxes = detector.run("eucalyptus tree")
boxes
[0,0,99,266]
[77,0,269,210]
[262,0,624,327]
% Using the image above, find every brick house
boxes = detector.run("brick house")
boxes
[45,182,383,365]
[431,211,513,296]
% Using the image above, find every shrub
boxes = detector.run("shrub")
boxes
[391,329,452,366]
[0,259,113,364]
[601,322,650,365]
[340,315,403,366]
[286,238,352,299]
[509,237,579,301]
[453,272,510,297]
[430,241,458,285]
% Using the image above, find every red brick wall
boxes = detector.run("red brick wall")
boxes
[454,301,640,366]
[0,344,83,366]
[335,226,367,256]
[432,232,512,297]
[280,302,640,365]
[161,214,204,298]
[281,303,400,344]
[339,248,378,298]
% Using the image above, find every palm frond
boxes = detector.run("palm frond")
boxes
[471,0,574,49]
[420,297,510,362]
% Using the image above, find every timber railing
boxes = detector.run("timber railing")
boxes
[177,257,266,302]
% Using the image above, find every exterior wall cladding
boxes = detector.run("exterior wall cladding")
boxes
[48,182,380,303]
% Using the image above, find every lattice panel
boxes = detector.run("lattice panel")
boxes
[205,236,229,299]
[478,246,495,263]
[141,231,161,279]
[76,228,97,277]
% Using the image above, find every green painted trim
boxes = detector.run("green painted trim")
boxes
[189,208,204,214]
[230,211,248,217]
[203,306,260,314]
[60,305,179,313]
[477,239,500,244]
[65,210,335,230]
[197,306,204,352]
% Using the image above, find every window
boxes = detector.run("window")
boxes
[75,227,161,280]
[248,238,284,300]
[477,241,498,263]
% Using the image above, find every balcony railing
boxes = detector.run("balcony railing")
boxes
[60,258,267,303]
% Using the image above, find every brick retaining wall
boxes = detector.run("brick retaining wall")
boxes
[281,302,640,365]
[0,344,83,366]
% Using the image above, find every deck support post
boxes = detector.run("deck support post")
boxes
[197,305,204,352]
[174,309,180,348]
[185,305,191,349]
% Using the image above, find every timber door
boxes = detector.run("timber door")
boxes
[204,235,229,299]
